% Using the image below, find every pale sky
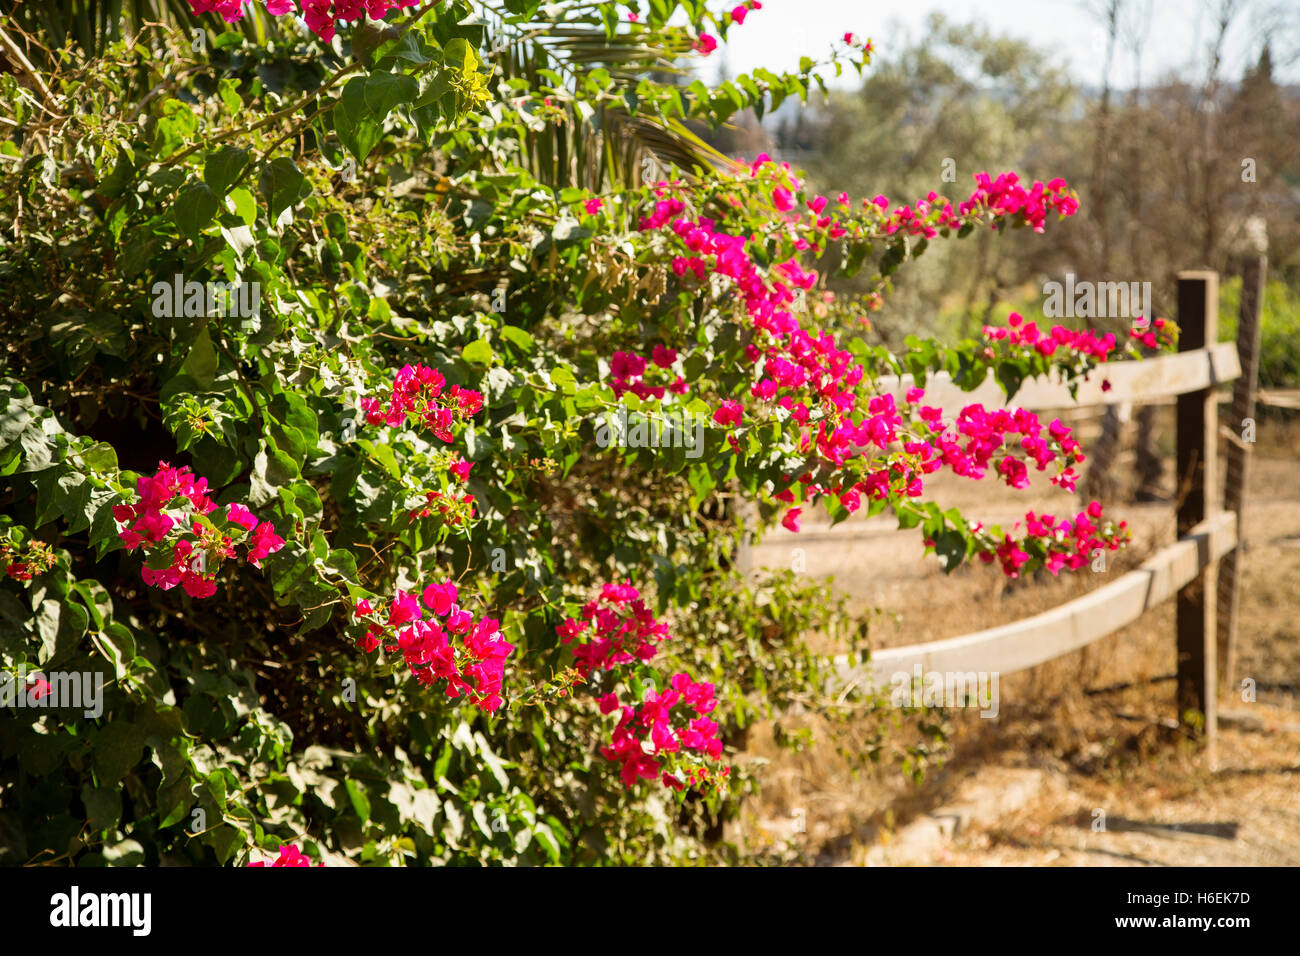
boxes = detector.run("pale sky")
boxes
[709,0,1300,90]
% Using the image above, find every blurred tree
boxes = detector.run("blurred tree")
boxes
[797,14,1077,345]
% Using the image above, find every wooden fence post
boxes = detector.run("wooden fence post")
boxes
[1175,272,1219,743]
[1216,256,1265,699]
[734,499,757,575]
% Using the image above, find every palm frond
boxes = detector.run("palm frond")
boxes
[494,24,727,193]
[1,0,279,63]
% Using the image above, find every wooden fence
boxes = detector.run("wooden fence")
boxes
[820,266,1266,743]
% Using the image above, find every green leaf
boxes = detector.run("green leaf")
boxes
[93,722,147,787]
[203,825,243,864]
[363,71,418,121]
[34,599,88,667]
[81,785,123,832]
[475,732,511,790]
[462,338,494,365]
[101,838,146,867]
[935,529,967,572]
[442,37,479,75]
[71,580,111,631]
[335,79,383,162]
[258,158,312,222]
[203,146,249,195]
[217,78,242,113]
[379,31,432,66]
[80,442,118,474]
[97,621,136,678]
[227,187,257,226]
[324,548,358,580]
[344,778,371,822]
[175,183,219,243]
[181,326,219,387]
[549,366,576,393]
[500,325,533,352]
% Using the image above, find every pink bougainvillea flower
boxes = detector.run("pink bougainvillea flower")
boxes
[388,588,422,627]
[358,579,513,712]
[226,502,258,530]
[180,570,218,599]
[246,521,285,567]
[713,400,743,427]
[601,581,640,603]
[583,198,604,214]
[585,652,727,792]
[186,0,249,23]
[357,626,382,653]
[248,844,321,867]
[731,5,748,24]
[360,364,482,443]
[422,582,458,616]
[694,33,717,55]
[445,606,473,633]
[651,344,676,368]
[301,0,336,42]
[628,167,1115,581]
[113,462,286,598]
[781,508,802,533]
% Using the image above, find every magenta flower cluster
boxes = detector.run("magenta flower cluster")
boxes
[557,582,671,677]
[186,0,423,44]
[561,583,727,792]
[597,672,727,791]
[361,363,483,443]
[630,165,1127,561]
[977,501,1130,577]
[983,311,1118,359]
[247,844,321,866]
[353,580,514,713]
[114,462,284,599]
[608,347,687,400]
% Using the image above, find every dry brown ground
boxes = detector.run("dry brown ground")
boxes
[733,409,1300,866]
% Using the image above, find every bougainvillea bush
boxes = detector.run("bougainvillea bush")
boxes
[0,1,1151,865]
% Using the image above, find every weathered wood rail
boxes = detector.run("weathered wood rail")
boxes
[831,512,1236,688]
[881,341,1240,413]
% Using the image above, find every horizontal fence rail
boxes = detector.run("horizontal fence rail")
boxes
[828,512,1237,694]
[881,342,1241,415]
[1258,388,1300,410]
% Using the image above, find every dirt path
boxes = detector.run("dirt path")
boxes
[834,710,1300,867]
